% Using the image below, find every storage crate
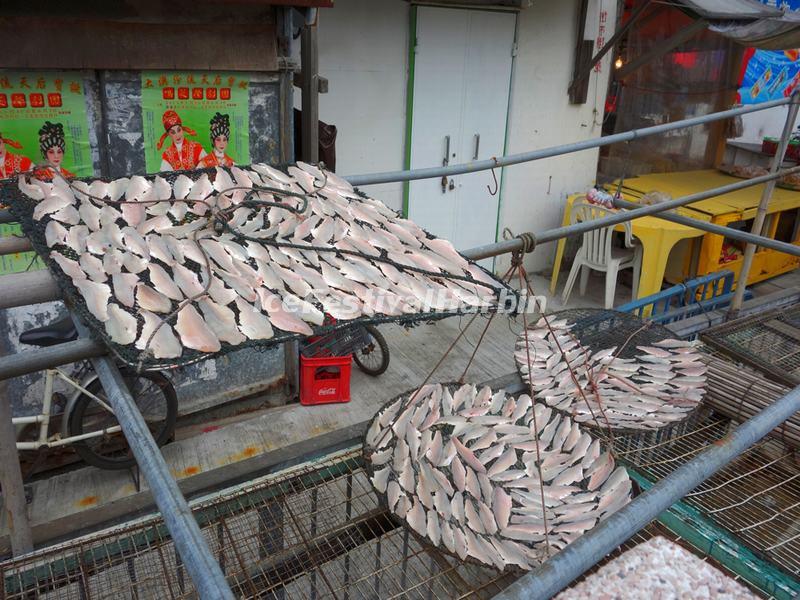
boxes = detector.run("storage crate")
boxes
[299,354,352,405]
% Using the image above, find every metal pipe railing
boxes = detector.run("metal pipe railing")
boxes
[344,97,792,186]
[494,383,800,600]
[729,95,800,316]
[0,338,103,380]
[2,163,800,320]
[71,318,234,599]
[612,197,800,257]
[0,270,61,310]
[0,235,31,255]
[463,163,800,261]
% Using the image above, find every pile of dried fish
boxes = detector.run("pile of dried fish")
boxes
[555,536,756,599]
[515,318,707,431]
[13,163,513,366]
[364,383,632,571]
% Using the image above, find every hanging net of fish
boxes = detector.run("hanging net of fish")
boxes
[514,309,708,434]
[363,382,633,572]
[3,162,520,370]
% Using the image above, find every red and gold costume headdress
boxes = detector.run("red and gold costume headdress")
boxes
[157,110,197,150]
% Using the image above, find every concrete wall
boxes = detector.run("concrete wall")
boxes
[316,0,410,211]
[496,0,616,275]
[314,0,615,274]
[737,105,800,145]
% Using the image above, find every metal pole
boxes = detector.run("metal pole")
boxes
[612,197,800,258]
[0,337,33,556]
[0,270,61,311]
[0,210,13,224]
[300,11,319,164]
[0,236,31,256]
[71,317,235,599]
[344,97,791,186]
[494,383,800,600]
[463,164,800,261]
[0,338,104,382]
[728,93,800,319]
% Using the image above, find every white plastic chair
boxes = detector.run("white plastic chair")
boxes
[561,201,643,309]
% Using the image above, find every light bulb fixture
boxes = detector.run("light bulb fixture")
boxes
[615,57,624,69]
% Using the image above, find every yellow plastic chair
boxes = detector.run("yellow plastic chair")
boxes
[561,202,642,309]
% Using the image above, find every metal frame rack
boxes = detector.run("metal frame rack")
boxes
[1,94,800,598]
[0,445,762,600]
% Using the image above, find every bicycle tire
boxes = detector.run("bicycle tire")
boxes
[353,325,390,376]
[67,371,178,470]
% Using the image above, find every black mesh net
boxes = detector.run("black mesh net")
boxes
[2,164,520,371]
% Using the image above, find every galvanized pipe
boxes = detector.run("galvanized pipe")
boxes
[343,97,791,186]
[69,316,235,599]
[2,164,800,316]
[493,383,800,600]
[612,198,800,258]
[464,164,800,261]
[0,235,32,255]
[0,338,103,381]
[0,270,61,310]
[729,94,800,317]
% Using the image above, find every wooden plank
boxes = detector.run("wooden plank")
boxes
[0,17,277,71]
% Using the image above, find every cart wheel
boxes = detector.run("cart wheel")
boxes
[67,371,177,470]
[353,325,390,377]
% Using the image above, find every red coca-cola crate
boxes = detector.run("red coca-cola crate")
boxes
[299,354,352,405]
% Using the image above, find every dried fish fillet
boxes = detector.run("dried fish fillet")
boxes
[515,319,705,431]
[364,383,631,571]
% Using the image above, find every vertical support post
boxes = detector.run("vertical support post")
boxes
[276,6,296,164]
[0,375,33,556]
[728,92,800,319]
[301,13,320,163]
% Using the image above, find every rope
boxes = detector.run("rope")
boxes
[515,263,552,558]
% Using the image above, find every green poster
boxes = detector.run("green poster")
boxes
[141,71,250,174]
[0,70,91,275]
[0,70,93,179]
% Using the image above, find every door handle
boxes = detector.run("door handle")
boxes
[442,135,450,193]
[473,133,480,160]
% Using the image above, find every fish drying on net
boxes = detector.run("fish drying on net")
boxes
[364,382,632,571]
[514,317,706,431]
[12,163,516,367]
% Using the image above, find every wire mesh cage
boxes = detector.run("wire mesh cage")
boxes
[0,441,771,600]
[701,304,800,387]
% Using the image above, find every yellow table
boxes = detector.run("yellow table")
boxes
[549,192,706,299]
[550,169,800,301]
[617,170,800,287]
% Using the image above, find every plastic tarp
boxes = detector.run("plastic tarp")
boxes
[679,0,800,50]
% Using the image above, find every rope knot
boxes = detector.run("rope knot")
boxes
[502,228,536,266]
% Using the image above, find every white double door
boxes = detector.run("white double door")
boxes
[408,6,516,264]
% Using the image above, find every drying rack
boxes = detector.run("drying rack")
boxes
[0,445,762,600]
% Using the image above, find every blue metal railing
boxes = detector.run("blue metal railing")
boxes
[616,270,751,326]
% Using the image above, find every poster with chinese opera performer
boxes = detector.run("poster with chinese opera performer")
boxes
[0,71,92,274]
[0,71,93,180]
[738,48,800,104]
[141,72,250,174]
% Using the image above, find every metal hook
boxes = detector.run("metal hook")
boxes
[487,165,499,196]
